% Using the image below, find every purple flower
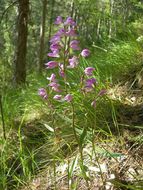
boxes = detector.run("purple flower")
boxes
[47,73,57,82]
[64,94,73,102]
[81,49,90,57]
[59,63,64,70]
[91,99,96,108]
[84,86,93,92]
[66,28,77,37]
[48,50,60,58]
[48,82,61,92]
[56,28,65,36]
[50,43,61,51]
[45,61,59,69]
[38,88,48,99]
[85,78,96,87]
[53,95,62,100]
[64,17,76,26]
[84,78,96,92]
[59,69,65,78]
[84,67,95,76]
[50,35,61,44]
[70,40,80,50]
[98,89,107,96]
[68,56,79,68]
[55,16,63,25]
[58,64,65,78]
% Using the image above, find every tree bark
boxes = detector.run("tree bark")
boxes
[70,0,75,18]
[39,0,48,73]
[109,0,114,38]
[47,0,55,53]
[96,17,101,40]
[14,0,29,85]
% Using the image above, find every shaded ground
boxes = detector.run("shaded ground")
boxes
[21,132,143,190]
[18,66,143,190]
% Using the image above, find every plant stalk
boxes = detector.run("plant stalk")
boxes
[71,102,90,189]
[0,95,6,140]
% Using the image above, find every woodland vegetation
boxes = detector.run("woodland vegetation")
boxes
[0,0,143,190]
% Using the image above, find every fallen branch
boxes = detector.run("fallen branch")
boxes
[92,43,108,52]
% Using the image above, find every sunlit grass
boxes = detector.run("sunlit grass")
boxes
[0,40,142,189]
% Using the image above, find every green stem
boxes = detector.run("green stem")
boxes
[63,33,68,93]
[71,102,79,144]
[92,110,105,186]
[67,158,70,190]
[53,159,57,190]
[71,103,90,189]
[0,95,6,140]
[92,133,105,186]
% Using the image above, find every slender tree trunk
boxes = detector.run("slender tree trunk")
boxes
[74,9,78,24]
[70,0,75,18]
[96,18,101,40]
[48,0,55,53]
[113,0,117,38]
[109,0,114,38]
[39,0,48,73]
[122,0,129,31]
[14,0,29,85]
[85,21,89,41]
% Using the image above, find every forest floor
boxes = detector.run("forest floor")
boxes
[1,43,143,190]
[21,65,143,190]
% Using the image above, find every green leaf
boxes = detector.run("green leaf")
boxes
[68,155,78,178]
[79,127,87,146]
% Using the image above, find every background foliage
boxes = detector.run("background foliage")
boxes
[0,0,143,190]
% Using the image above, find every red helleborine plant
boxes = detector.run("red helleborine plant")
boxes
[38,16,106,107]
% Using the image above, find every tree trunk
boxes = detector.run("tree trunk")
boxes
[14,0,29,85]
[70,0,75,18]
[47,0,55,53]
[109,0,114,38]
[96,18,101,40]
[123,0,130,31]
[39,0,48,73]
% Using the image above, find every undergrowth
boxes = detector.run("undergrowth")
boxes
[0,38,143,189]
